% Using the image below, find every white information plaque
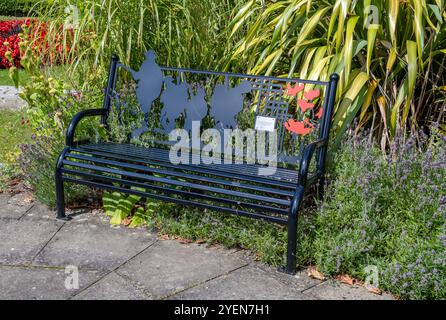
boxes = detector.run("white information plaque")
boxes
[254,116,276,132]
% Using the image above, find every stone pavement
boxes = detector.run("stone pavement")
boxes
[0,190,394,300]
[0,86,26,110]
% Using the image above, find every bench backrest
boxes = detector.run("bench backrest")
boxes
[103,51,339,165]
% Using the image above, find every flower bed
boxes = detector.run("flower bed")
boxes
[0,19,70,69]
[0,19,29,68]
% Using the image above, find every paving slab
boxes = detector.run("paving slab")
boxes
[23,203,107,224]
[303,280,394,300]
[0,265,103,300]
[22,202,54,220]
[33,222,156,270]
[0,219,62,265]
[170,265,315,300]
[6,192,33,206]
[73,271,150,300]
[255,263,322,292]
[0,86,26,109]
[226,250,322,292]
[0,193,34,220]
[116,240,247,299]
[67,208,111,224]
[0,192,11,202]
[0,191,395,300]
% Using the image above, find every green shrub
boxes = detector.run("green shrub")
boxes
[0,0,39,17]
[311,130,446,299]
[9,35,104,207]
[13,75,102,207]
[13,70,101,207]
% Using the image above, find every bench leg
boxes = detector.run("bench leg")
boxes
[55,148,71,221]
[55,170,71,221]
[318,175,325,200]
[280,185,305,275]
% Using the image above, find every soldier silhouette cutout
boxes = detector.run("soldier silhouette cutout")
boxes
[127,50,163,138]
[183,86,208,133]
[210,79,252,130]
[159,76,190,133]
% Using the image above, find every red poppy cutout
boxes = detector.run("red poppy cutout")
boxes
[284,118,314,136]
[315,108,323,119]
[298,99,314,112]
[286,83,305,96]
[303,89,320,101]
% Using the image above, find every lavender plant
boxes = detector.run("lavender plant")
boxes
[311,129,446,299]
[16,134,88,207]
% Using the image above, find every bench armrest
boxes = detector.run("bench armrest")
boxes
[298,138,328,187]
[66,108,107,147]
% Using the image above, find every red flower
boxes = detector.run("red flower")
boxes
[298,99,315,112]
[303,89,320,101]
[286,82,305,96]
[284,118,314,136]
[0,19,72,69]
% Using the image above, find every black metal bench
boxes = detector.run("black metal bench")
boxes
[55,51,339,274]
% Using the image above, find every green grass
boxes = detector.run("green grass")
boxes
[0,16,27,21]
[0,65,76,86]
[0,109,33,162]
[0,68,31,86]
[138,201,294,266]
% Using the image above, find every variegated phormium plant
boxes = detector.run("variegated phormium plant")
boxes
[223,0,446,147]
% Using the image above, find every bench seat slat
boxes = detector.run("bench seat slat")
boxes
[74,146,297,190]
[78,143,301,186]
[66,152,294,198]
[62,159,291,206]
